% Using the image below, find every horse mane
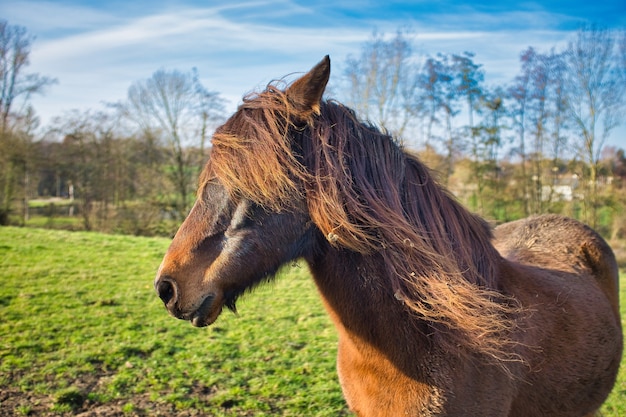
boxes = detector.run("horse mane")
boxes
[208,83,522,366]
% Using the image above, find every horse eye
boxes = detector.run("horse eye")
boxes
[228,200,256,231]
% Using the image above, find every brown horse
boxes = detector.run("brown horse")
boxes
[155,56,622,416]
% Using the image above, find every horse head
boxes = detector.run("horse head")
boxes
[154,57,331,327]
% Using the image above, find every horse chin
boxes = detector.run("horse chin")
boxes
[190,294,223,327]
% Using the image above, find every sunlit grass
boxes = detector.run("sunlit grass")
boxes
[0,227,347,415]
[601,261,626,416]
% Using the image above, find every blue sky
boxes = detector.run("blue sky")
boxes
[2,0,625,148]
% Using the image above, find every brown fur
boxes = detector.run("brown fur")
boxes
[156,56,622,416]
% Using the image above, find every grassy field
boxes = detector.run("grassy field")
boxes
[0,227,625,416]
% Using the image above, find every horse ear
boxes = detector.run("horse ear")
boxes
[286,55,330,117]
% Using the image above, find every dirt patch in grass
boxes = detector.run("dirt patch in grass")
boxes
[0,370,256,417]
[0,386,213,417]
[0,388,52,416]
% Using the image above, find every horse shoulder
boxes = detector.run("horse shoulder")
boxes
[333,325,517,416]
[334,332,443,416]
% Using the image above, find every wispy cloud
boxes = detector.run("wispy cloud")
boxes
[1,0,623,149]
[5,1,372,122]
[31,4,369,67]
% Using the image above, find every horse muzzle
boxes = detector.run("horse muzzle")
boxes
[189,294,219,327]
[154,275,222,327]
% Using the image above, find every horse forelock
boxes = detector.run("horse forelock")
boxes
[206,83,522,367]
[206,87,309,210]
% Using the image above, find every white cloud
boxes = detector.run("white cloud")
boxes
[3,0,623,149]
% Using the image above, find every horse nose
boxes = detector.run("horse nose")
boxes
[155,276,178,306]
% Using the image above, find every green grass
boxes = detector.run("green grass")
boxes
[0,227,347,415]
[603,263,626,417]
[0,226,624,415]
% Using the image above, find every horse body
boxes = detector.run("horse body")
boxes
[306,214,621,416]
[154,56,622,416]
[493,215,622,416]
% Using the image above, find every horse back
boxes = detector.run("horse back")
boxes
[494,214,620,320]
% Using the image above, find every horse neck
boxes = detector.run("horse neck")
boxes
[305,245,432,361]
[301,158,505,368]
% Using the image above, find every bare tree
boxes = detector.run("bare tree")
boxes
[563,25,626,226]
[508,47,572,216]
[118,68,225,219]
[435,54,462,185]
[0,20,56,135]
[192,68,226,158]
[49,110,123,231]
[418,56,443,147]
[415,53,467,185]
[0,20,56,224]
[344,30,420,140]
[453,52,484,160]
[477,88,506,218]
[544,50,568,209]
[507,50,532,216]
[527,48,551,214]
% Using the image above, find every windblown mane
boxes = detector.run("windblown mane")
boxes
[208,83,522,365]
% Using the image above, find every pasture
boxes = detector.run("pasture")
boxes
[0,226,624,416]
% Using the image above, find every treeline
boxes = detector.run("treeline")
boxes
[343,28,626,236]
[1,20,625,238]
[0,19,225,235]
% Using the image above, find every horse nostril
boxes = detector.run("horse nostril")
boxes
[156,278,177,305]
